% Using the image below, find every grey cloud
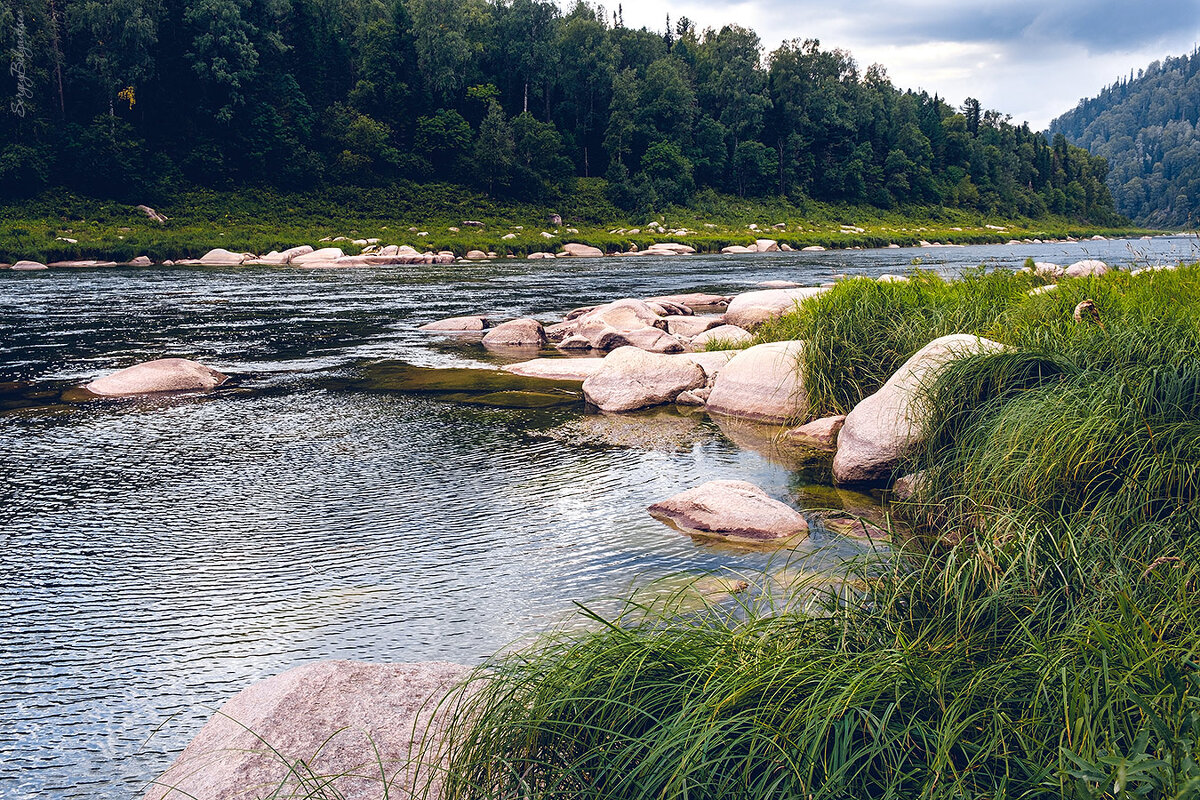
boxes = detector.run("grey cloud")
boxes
[676,0,1199,52]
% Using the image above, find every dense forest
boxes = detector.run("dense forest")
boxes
[1050,48,1200,228]
[1,0,1116,221]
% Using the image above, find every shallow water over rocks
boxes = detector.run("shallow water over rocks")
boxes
[1,238,1195,799]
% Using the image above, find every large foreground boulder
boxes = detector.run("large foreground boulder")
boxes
[833,334,1005,485]
[143,660,468,800]
[724,287,827,329]
[648,480,809,543]
[86,358,227,397]
[582,346,706,411]
[704,341,805,424]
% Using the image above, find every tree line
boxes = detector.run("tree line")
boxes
[1049,48,1200,228]
[1,0,1116,222]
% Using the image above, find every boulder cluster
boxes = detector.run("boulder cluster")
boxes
[417,283,1023,549]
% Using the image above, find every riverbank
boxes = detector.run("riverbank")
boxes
[428,264,1200,799]
[0,180,1159,264]
[132,262,1200,799]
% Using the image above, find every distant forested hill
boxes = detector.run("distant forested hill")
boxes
[1049,49,1200,228]
[1,0,1116,222]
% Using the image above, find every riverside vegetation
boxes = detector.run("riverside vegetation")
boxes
[3,1,1121,225]
[0,181,1148,265]
[425,265,1200,800]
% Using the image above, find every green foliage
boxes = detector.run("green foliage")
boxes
[0,178,1150,263]
[754,269,1042,416]
[0,0,1121,222]
[1050,49,1200,228]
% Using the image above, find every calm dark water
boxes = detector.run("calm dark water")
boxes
[0,237,1195,799]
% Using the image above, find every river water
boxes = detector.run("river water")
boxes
[1,236,1195,799]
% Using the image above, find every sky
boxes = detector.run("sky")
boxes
[608,0,1200,129]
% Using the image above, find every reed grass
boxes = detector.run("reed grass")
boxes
[424,263,1200,800]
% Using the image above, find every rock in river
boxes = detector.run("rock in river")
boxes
[648,479,809,544]
[688,324,752,350]
[142,660,468,800]
[785,414,846,451]
[561,243,604,258]
[582,346,705,412]
[86,358,228,397]
[503,358,605,382]
[418,315,494,332]
[705,341,806,424]
[199,248,253,265]
[481,318,547,348]
[833,333,1005,486]
[724,287,827,329]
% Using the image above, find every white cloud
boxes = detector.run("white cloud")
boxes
[601,0,1200,128]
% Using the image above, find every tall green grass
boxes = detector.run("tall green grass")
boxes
[424,264,1200,800]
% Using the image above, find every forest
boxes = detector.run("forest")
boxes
[1,0,1117,222]
[1050,48,1200,228]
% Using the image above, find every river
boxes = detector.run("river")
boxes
[1,235,1195,799]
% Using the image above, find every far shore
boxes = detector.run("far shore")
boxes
[0,182,1166,266]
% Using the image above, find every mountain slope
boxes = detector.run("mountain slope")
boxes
[1049,49,1200,227]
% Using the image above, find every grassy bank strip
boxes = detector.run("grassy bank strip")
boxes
[0,180,1157,263]
[425,265,1200,800]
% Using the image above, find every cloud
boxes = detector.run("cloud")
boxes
[609,0,1200,128]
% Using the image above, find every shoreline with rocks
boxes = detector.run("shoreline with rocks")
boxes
[69,252,1189,799]
[0,228,1171,272]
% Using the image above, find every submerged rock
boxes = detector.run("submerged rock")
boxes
[724,287,827,329]
[705,341,806,424]
[86,358,228,397]
[357,362,581,403]
[582,346,705,412]
[833,334,1005,486]
[785,414,846,451]
[142,660,468,800]
[648,480,808,544]
[503,358,605,382]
